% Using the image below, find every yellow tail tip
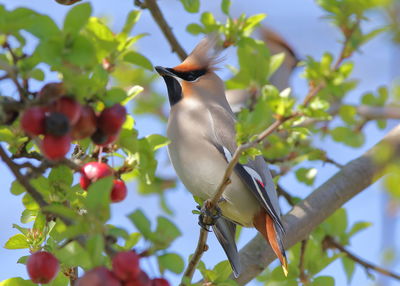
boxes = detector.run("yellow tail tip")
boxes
[282,260,289,277]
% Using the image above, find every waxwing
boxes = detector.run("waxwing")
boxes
[155,36,287,277]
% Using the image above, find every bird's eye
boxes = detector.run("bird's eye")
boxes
[186,73,195,81]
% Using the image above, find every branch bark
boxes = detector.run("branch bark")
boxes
[143,0,188,61]
[235,124,400,285]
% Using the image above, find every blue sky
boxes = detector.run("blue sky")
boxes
[0,0,399,285]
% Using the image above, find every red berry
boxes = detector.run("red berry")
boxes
[76,267,121,286]
[52,96,82,125]
[21,107,46,136]
[111,180,127,203]
[80,162,112,190]
[123,271,151,286]
[72,105,97,139]
[27,251,59,284]
[98,104,126,135]
[45,112,70,136]
[80,175,91,190]
[91,129,119,146]
[152,278,170,286]
[42,135,71,160]
[112,251,140,281]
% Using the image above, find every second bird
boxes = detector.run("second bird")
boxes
[155,36,287,277]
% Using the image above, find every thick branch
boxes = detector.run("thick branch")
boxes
[143,0,188,61]
[324,236,400,280]
[235,124,400,285]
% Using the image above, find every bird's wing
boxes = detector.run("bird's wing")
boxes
[212,218,241,277]
[207,104,285,234]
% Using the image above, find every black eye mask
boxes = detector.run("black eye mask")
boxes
[165,68,207,82]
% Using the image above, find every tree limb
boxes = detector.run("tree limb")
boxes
[143,0,188,61]
[235,124,400,285]
[324,235,400,281]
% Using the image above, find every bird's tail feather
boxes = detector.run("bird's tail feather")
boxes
[212,218,241,278]
[254,211,288,276]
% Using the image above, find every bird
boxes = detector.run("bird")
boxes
[155,35,287,278]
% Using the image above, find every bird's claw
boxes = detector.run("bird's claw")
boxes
[197,202,221,230]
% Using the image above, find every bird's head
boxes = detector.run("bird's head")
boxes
[155,35,225,106]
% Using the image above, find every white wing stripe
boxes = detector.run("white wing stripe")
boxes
[243,166,276,217]
[222,146,233,162]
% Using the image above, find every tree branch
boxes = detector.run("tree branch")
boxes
[0,144,48,208]
[143,0,188,61]
[324,235,400,281]
[180,229,209,285]
[235,124,400,285]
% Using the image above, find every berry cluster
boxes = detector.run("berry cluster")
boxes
[26,251,170,286]
[20,94,127,160]
[77,251,170,286]
[80,162,127,203]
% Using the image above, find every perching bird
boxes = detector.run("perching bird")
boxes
[155,36,287,277]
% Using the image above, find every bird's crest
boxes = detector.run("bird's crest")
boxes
[174,34,223,72]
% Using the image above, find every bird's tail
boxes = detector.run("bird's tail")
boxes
[254,211,288,276]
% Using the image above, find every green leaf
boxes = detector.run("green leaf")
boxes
[42,204,80,221]
[146,134,170,151]
[122,10,141,35]
[85,177,113,222]
[158,253,185,274]
[4,234,29,249]
[104,88,127,107]
[20,209,37,224]
[49,165,73,188]
[339,105,357,125]
[186,23,204,35]
[311,276,334,286]
[11,181,25,195]
[127,209,152,240]
[341,256,355,283]
[33,212,46,231]
[12,224,30,236]
[0,277,35,286]
[153,216,181,249]
[25,15,60,40]
[86,234,105,267]
[348,221,372,237]
[17,256,29,265]
[123,51,153,70]
[121,85,143,106]
[243,14,266,34]
[221,0,231,15]
[331,126,364,147]
[180,0,200,13]
[295,167,317,186]
[63,3,92,36]
[124,232,141,249]
[269,52,285,78]
[213,261,232,281]
[54,241,91,269]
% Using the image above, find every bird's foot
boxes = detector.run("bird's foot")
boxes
[197,200,221,230]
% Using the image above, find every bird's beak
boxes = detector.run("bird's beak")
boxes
[155,66,177,78]
[155,66,182,106]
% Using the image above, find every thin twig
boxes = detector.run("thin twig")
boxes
[180,229,209,285]
[143,0,188,61]
[0,144,48,208]
[298,239,309,284]
[324,236,400,281]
